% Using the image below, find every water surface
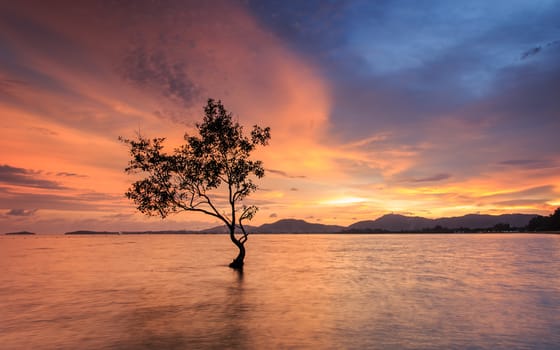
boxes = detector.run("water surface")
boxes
[1,234,559,349]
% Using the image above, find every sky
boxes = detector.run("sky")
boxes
[1,0,559,233]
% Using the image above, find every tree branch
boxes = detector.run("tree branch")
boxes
[174,200,230,226]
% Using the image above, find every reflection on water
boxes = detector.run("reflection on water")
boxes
[1,234,559,349]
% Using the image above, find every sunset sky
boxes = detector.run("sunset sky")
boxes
[1,0,559,233]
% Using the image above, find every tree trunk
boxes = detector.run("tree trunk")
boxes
[228,228,245,270]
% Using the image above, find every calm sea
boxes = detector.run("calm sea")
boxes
[1,234,559,349]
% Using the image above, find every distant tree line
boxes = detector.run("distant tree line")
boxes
[343,208,560,233]
[527,208,560,231]
[343,223,521,234]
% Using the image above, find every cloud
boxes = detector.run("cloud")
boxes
[521,39,560,60]
[269,213,277,218]
[102,212,134,220]
[499,159,558,169]
[55,172,87,178]
[29,126,58,136]
[0,78,29,94]
[492,199,548,206]
[521,46,542,60]
[0,164,65,189]
[482,185,557,203]
[500,159,542,166]
[245,0,348,54]
[408,173,452,183]
[266,169,306,178]
[0,186,125,212]
[6,208,37,216]
[1,0,558,231]
[120,46,201,108]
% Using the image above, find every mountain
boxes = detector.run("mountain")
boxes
[201,219,343,233]
[58,213,539,235]
[435,214,535,229]
[257,219,344,233]
[199,225,259,234]
[348,213,537,232]
[349,214,433,232]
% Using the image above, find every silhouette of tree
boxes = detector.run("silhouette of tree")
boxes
[550,207,560,230]
[527,215,546,231]
[527,207,560,231]
[120,99,270,269]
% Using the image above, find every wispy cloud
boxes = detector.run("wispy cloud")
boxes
[492,199,548,206]
[520,46,542,60]
[482,185,557,202]
[0,77,29,94]
[520,39,560,60]
[0,164,66,189]
[499,159,558,169]
[55,172,87,178]
[266,169,306,179]
[121,47,201,108]
[0,186,125,212]
[6,208,38,216]
[29,126,58,136]
[406,173,452,183]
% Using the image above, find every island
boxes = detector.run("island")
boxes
[65,230,121,235]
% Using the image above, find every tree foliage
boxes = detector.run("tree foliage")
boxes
[527,207,560,231]
[120,99,270,268]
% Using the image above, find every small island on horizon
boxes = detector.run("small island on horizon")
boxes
[4,231,36,235]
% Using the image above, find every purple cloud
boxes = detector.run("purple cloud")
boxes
[0,165,66,190]
[6,208,37,216]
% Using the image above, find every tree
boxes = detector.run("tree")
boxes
[120,99,271,269]
[527,207,560,231]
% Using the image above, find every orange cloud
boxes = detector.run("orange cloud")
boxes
[0,1,338,232]
[1,1,557,233]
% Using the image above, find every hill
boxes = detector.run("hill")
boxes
[349,214,432,232]
[199,225,259,234]
[200,219,342,233]
[348,213,537,232]
[257,219,344,233]
[5,231,36,235]
[435,214,535,229]
[57,212,540,235]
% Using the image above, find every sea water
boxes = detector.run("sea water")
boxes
[1,234,559,349]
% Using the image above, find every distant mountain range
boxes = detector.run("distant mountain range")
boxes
[346,213,536,232]
[60,213,539,235]
[160,213,537,234]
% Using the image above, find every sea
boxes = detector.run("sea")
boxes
[1,233,559,349]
